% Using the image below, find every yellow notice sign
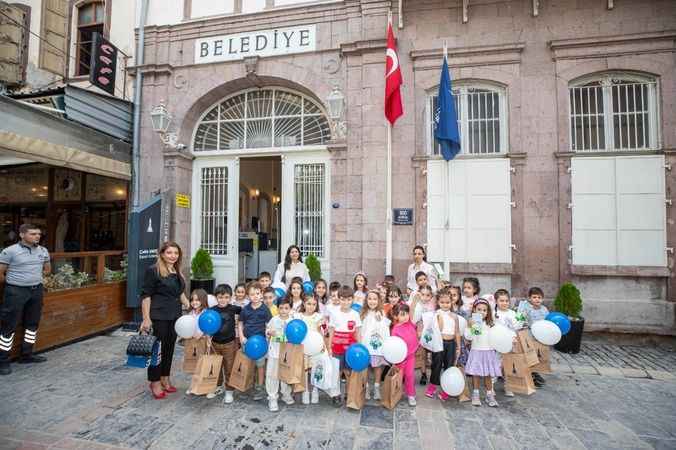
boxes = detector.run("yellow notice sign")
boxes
[176,193,191,208]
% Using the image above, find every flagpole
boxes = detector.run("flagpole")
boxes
[385,9,393,276]
[443,40,450,280]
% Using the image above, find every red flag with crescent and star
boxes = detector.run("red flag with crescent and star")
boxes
[384,17,403,125]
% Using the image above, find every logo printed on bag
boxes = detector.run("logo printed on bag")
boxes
[369,333,383,350]
[313,364,324,382]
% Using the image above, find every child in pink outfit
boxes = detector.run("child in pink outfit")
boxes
[391,303,420,406]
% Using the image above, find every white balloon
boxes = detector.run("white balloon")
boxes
[174,315,196,339]
[302,330,324,356]
[531,320,562,346]
[382,336,407,364]
[488,324,516,354]
[440,367,465,396]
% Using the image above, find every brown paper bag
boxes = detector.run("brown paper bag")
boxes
[380,366,403,410]
[458,366,471,402]
[182,338,208,373]
[503,353,536,395]
[414,347,426,369]
[531,340,552,374]
[512,330,539,367]
[278,343,305,385]
[346,370,368,410]
[189,354,223,396]
[228,350,255,393]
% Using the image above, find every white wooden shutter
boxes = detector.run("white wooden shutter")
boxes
[426,158,511,264]
[465,159,512,263]
[39,0,67,76]
[571,155,666,266]
[426,159,452,263]
[616,156,666,266]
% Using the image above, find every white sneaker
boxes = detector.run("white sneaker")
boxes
[407,396,417,407]
[311,388,319,404]
[269,398,279,412]
[206,386,224,399]
[373,384,381,400]
[224,390,234,404]
[186,389,192,395]
[302,391,310,405]
[282,394,295,405]
[504,390,514,397]
[365,383,371,400]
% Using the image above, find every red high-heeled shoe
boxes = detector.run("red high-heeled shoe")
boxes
[150,383,166,399]
[162,384,177,393]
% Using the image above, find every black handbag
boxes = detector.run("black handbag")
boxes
[126,330,157,356]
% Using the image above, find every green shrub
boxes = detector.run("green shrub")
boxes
[191,248,214,280]
[305,253,322,281]
[554,282,583,318]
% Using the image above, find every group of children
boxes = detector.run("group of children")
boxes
[184,270,550,411]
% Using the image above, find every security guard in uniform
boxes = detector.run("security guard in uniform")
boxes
[0,224,51,375]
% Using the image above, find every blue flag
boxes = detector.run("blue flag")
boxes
[434,56,461,160]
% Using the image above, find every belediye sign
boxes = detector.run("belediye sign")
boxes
[195,25,316,64]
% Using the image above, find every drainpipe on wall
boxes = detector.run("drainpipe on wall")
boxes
[125,0,149,320]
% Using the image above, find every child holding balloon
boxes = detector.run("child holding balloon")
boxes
[328,286,362,405]
[360,290,390,400]
[294,295,324,404]
[391,303,420,406]
[426,288,461,400]
[239,282,273,402]
[464,298,501,407]
[188,289,208,338]
[206,284,241,402]
[265,298,294,412]
[517,286,549,387]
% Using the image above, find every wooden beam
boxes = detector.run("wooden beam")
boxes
[462,0,469,23]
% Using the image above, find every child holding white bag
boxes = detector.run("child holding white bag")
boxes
[360,290,391,400]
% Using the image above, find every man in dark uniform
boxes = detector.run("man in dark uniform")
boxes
[0,224,51,375]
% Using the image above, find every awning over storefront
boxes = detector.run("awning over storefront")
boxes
[0,95,131,179]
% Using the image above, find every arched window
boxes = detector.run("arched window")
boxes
[428,83,507,155]
[193,88,331,152]
[75,1,105,76]
[569,72,659,151]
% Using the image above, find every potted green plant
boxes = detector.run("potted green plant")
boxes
[190,248,215,294]
[305,253,322,281]
[553,282,584,354]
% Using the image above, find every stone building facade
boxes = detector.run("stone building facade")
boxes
[136,0,676,334]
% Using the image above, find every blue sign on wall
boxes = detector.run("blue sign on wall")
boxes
[393,208,414,225]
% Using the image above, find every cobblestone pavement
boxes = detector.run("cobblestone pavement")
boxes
[0,331,675,450]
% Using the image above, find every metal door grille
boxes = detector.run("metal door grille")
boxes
[569,79,657,151]
[200,167,228,255]
[294,163,325,257]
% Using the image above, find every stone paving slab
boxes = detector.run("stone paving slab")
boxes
[0,332,675,449]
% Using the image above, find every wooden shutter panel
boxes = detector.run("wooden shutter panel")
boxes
[426,159,448,262]
[447,160,468,262]
[39,0,67,75]
[0,3,28,85]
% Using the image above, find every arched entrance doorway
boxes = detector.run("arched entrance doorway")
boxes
[190,87,332,284]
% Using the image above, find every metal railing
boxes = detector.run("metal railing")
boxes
[294,163,325,258]
[200,167,229,255]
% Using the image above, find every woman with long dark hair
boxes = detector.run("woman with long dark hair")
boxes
[140,241,190,399]
[406,245,438,294]
[272,245,310,288]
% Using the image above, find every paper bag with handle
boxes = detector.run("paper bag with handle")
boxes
[346,369,368,410]
[277,343,304,385]
[512,329,539,367]
[182,337,208,373]
[503,352,536,395]
[380,366,403,410]
[228,350,255,393]
[531,340,552,374]
[189,353,224,396]
[414,347,427,369]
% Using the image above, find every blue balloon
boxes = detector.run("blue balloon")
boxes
[303,281,314,295]
[546,313,571,335]
[198,310,222,335]
[285,319,308,345]
[274,287,286,300]
[345,343,370,372]
[244,334,268,360]
[351,303,362,313]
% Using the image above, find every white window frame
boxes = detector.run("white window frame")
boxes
[568,72,661,152]
[427,82,508,156]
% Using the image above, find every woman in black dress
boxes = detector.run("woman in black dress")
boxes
[140,241,190,399]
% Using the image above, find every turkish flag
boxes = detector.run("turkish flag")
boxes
[384,21,403,125]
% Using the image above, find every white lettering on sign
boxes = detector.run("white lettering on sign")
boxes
[195,25,316,64]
